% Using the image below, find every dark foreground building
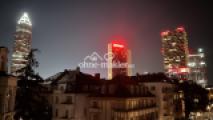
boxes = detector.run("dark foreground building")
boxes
[0,47,17,120]
[43,68,158,120]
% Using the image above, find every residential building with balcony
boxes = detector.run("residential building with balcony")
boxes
[132,73,185,120]
[43,68,159,120]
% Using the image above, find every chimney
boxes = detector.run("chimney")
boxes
[94,73,100,79]
[76,66,80,73]
[0,47,8,73]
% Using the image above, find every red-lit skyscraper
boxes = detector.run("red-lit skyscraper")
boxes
[11,12,32,75]
[108,41,131,79]
[161,27,189,80]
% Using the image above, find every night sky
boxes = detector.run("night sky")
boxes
[0,0,213,84]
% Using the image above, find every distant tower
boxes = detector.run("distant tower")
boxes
[0,47,8,73]
[11,12,32,75]
[161,27,189,80]
[188,48,207,87]
[107,41,131,79]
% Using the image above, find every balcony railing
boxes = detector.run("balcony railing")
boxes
[113,105,157,113]
[61,100,73,104]
[89,106,102,112]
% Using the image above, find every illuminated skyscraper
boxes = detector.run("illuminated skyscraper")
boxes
[161,27,189,79]
[188,48,207,87]
[11,12,32,75]
[107,41,131,79]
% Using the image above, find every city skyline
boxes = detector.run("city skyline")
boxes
[0,0,212,84]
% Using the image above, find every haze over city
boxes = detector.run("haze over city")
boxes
[0,0,212,84]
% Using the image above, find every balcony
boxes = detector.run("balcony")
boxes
[53,90,63,94]
[60,116,68,119]
[56,117,75,120]
[61,100,73,104]
[113,106,158,114]
[88,106,102,112]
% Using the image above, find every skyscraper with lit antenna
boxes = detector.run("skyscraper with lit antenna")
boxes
[11,12,32,75]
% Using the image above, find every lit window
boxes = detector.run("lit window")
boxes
[200,61,205,65]
[198,48,203,53]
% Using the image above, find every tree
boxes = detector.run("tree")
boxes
[14,49,52,120]
[178,81,209,119]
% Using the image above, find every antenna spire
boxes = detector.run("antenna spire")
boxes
[18,12,32,26]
